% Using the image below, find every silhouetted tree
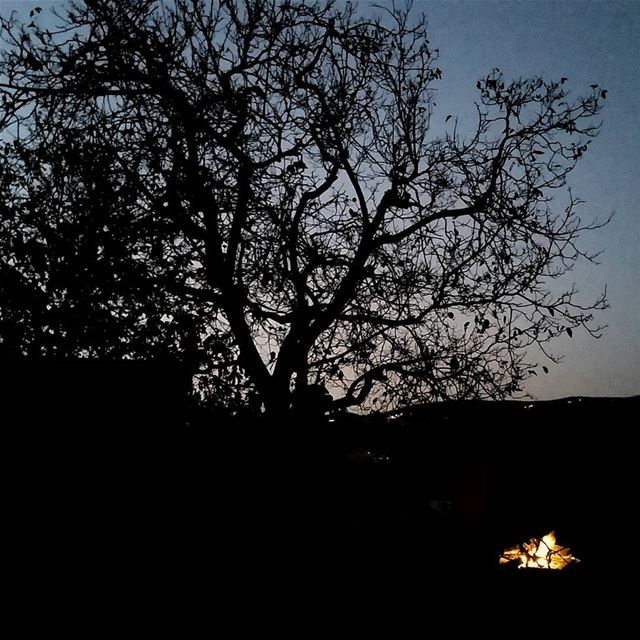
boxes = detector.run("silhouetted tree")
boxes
[0,0,608,414]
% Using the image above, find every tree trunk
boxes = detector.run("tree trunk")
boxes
[262,377,292,421]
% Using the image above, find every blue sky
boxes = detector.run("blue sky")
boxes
[2,0,638,398]
[404,0,640,398]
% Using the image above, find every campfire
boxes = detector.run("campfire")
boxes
[499,531,580,570]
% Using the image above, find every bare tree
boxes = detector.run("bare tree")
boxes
[0,0,608,414]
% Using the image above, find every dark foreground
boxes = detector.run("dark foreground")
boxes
[1,362,639,623]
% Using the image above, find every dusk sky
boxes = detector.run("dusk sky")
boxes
[410,0,640,399]
[2,0,638,399]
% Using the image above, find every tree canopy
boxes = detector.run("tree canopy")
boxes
[0,0,608,414]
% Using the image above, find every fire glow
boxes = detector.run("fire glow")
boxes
[499,531,580,570]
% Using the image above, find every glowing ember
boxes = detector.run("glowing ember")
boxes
[499,531,580,570]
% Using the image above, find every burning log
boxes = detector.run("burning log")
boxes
[499,531,580,570]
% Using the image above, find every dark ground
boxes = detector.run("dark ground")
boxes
[1,361,638,623]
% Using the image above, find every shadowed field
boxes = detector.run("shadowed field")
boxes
[1,361,638,622]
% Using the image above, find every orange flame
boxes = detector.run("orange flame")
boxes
[499,531,580,570]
